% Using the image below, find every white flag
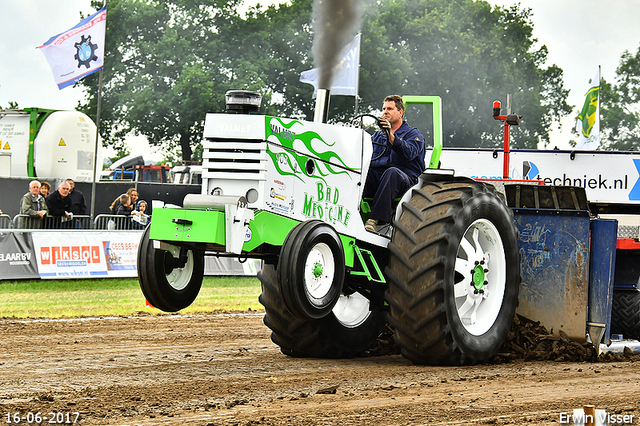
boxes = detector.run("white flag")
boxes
[37,6,106,90]
[300,33,361,96]
[575,67,600,150]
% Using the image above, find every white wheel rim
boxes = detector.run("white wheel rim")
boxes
[453,219,506,336]
[304,242,335,300]
[165,246,194,291]
[332,292,371,328]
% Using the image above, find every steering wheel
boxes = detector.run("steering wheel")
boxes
[352,113,391,161]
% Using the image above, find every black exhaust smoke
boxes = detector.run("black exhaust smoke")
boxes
[311,0,362,122]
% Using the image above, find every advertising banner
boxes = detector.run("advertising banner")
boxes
[1,230,257,281]
[0,232,40,279]
[31,231,142,279]
[439,149,640,205]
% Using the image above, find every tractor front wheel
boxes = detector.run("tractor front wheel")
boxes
[138,225,205,312]
[278,220,345,319]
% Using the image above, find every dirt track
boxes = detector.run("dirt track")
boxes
[0,312,638,426]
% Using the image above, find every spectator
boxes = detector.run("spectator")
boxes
[135,199,148,215]
[132,199,150,229]
[46,181,73,228]
[110,188,138,214]
[39,181,51,197]
[114,194,133,229]
[114,194,131,215]
[66,178,87,228]
[19,180,48,228]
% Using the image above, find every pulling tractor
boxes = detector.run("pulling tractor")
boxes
[138,91,618,365]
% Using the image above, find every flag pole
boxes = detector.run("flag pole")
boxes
[89,1,107,220]
[90,68,103,220]
[354,33,361,115]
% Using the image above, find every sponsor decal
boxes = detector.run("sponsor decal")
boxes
[40,245,101,266]
[270,187,285,201]
[302,182,351,227]
[103,240,138,271]
[273,179,286,191]
[270,123,295,141]
[0,252,32,265]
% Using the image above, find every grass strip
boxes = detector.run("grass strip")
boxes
[0,277,263,319]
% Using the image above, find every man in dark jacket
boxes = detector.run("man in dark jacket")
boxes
[66,179,87,214]
[363,95,425,232]
[45,181,73,228]
[66,178,87,228]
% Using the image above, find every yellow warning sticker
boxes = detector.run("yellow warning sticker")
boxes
[59,138,66,146]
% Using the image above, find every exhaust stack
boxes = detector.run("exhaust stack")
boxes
[314,89,331,123]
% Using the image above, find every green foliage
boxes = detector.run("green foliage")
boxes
[358,0,571,148]
[221,0,315,118]
[82,0,242,160]
[1,101,19,109]
[80,0,572,157]
[598,47,640,150]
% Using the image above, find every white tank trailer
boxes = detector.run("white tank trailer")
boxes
[0,108,99,182]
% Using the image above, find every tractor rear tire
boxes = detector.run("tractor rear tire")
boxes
[138,224,205,312]
[386,179,520,365]
[259,263,386,358]
[611,290,640,340]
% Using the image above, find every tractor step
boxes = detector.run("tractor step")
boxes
[350,244,386,283]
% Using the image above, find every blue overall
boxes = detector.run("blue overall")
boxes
[363,121,425,223]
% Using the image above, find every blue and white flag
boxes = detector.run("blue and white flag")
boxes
[37,6,106,90]
[300,33,361,96]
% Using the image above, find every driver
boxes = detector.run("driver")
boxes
[363,95,426,232]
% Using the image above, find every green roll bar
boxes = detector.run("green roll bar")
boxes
[402,95,443,169]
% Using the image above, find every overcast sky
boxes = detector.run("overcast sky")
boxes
[2,0,640,155]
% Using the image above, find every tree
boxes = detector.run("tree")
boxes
[80,0,317,161]
[356,0,571,149]
[81,0,247,161]
[1,102,19,109]
[80,0,570,157]
[598,46,640,151]
[218,0,315,118]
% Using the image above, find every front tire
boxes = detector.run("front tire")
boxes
[259,263,386,358]
[278,220,345,319]
[386,179,520,365]
[138,225,205,312]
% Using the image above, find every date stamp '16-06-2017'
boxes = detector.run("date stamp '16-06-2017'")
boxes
[4,412,80,424]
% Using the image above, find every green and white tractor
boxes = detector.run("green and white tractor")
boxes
[138,91,521,365]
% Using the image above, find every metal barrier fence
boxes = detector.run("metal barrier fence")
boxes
[3,214,146,230]
[0,214,11,229]
[11,214,93,230]
[93,214,148,230]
